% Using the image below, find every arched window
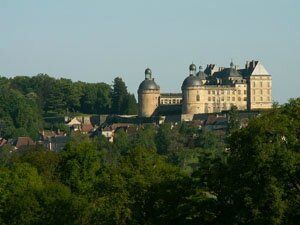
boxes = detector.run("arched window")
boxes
[196,95,200,101]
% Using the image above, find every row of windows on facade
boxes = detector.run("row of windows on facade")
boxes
[188,104,245,112]
[160,99,182,104]
[252,89,271,94]
[252,81,271,87]
[159,95,271,105]
[208,96,247,102]
[207,90,247,95]
[253,96,271,102]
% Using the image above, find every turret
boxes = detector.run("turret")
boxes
[138,68,160,117]
[181,64,202,114]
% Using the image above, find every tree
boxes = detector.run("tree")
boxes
[0,88,43,138]
[227,105,240,134]
[216,98,300,225]
[122,94,138,115]
[111,77,128,114]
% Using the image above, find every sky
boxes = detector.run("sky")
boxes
[0,0,299,103]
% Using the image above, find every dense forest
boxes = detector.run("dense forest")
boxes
[0,75,137,138]
[0,98,299,225]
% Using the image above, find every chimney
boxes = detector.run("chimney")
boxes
[245,61,249,69]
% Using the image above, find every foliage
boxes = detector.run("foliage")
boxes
[111,77,137,115]
[0,98,299,225]
[0,74,137,139]
[0,88,43,139]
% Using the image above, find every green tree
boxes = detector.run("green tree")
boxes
[216,99,300,225]
[227,105,240,134]
[111,77,128,114]
[122,94,138,115]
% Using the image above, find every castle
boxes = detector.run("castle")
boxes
[138,60,272,119]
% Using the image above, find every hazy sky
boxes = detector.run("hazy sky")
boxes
[0,0,299,103]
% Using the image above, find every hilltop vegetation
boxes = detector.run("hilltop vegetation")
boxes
[0,98,299,225]
[0,75,137,139]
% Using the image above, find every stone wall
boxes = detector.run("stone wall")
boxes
[248,75,272,109]
[138,90,160,117]
[182,84,248,114]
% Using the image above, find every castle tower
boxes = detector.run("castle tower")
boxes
[181,64,202,115]
[246,60,272,110]
[138,68,160,117]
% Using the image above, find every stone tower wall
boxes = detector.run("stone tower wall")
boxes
[248,75,272,110]
[182,87,203,114]
[138,90,160,117]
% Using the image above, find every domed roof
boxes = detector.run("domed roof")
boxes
[189,63,196,71]
[196,71,207,80]
[181,75,202,89]
[196,66,207,80]
[145,68,152,75]
[138,79,160,92]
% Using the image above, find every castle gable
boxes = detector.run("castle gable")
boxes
[251,62,270,76]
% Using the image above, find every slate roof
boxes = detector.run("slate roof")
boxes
[214,68,242,79]
[160,93,182,98]
[196,71,207,80]
[138,79,160,91]
[181,75,202,89]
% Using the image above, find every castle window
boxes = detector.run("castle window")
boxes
[208,90,211,94]
[227,97,230,101]
[232,97,235,101]
[169,100,172,104]
[268,82,270,87]
[253,82,256,87]
[244,97,247,101]
[238,90,241,94]
[196,95,200,101]
[212,91,215,95]
[260,82,263,87]
[244,90,247,94]
[213,97,216,101]
[221,97,224,101]
[208,97,211,101]
[238,97,241,101]
[260,97,263,101]
[173,99,176,104]
[260,90,263,95]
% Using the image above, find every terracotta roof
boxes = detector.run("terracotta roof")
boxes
[81,124,94,133]
[14,137,35,149]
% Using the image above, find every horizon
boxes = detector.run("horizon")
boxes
[1,0,299,103]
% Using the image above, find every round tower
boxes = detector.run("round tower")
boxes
[138,68,160,117]
[181,64,202,114]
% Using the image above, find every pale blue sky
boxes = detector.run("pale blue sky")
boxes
[0,0,299,102]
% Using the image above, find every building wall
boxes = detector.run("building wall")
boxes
[138,90,160,117]
[182,84,248,115]
[248,75,272,109]
[182,87,203,114]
